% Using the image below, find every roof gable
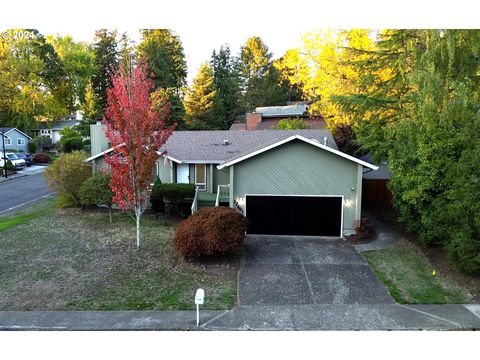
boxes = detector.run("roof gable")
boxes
[217,134,378,170]
[0,127,32,139]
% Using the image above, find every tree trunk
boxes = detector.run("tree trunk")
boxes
[108,206,112,224]
[136,212,141,250]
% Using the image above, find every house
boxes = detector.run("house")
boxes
[0,127,32,152]
[32,112,82,145]
[359,153,392,210]
[86,123,378,237]
[229,103,326,131]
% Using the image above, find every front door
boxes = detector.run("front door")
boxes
[195,164,207,191]
[176,164,189,183]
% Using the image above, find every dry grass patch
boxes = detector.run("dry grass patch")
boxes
[0,199,238,310]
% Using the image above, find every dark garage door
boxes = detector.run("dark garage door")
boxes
[246,195,343,237]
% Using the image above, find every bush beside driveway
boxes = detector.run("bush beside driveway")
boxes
[0,198,237,311]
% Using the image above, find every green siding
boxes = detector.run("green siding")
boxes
[213,167,230,190]
[232,140,360,233]
[90,124,109,156]
[156,159,172,183]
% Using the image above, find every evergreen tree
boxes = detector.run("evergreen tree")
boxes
[118,32,135,78]
[237,36,288,110]
[211,45,242,129]
[183,62,217,129]
[137,29,187,92]
[150,87,185,129]
[92,29,119,114]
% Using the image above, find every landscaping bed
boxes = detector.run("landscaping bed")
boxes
[0,198,238,311]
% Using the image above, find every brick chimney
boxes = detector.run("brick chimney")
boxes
[246,113,262,130]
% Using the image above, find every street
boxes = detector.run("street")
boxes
[0,170,55,215]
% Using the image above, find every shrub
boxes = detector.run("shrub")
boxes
[56,193,76,208]
[445,233,480,274]
[60,136,84,153]
[33,153,50,163]
[31,136,52,151]
[79,172,114,223]
[150,177,164,213]
[44,150,92,206]
[173,207,246,258]
[28,141,37,154]
[151,182,196,216]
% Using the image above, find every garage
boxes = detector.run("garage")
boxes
[245,195,343,237]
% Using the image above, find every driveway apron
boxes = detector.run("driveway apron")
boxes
[238,235,394,306]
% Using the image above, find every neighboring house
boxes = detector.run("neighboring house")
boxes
[86,124,378,237]
[32,112,82,145]
[359,153,392,210]
[229,103,326,131]
[0,127,32,152]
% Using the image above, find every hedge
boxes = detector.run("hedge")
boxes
[150,181,196,214]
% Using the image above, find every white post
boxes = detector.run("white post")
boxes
[196,304,200,327]
[195,288,205,327]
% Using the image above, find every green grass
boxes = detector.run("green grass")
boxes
[0,197,56,232]
[363,241,470,304]
[0,197,238,311]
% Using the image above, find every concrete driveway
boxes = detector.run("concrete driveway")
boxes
[238,235,393,306]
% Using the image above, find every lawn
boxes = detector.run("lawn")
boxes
[0,198,238,311]
[362,240,471,304]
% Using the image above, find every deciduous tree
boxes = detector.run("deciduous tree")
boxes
[103,63,174,249]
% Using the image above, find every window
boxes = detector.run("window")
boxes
[195,164,207,191]
[17,138,25,146]
[5,137,11,146]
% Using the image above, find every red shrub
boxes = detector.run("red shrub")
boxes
[173,207,246,258]
[33,153,50,163]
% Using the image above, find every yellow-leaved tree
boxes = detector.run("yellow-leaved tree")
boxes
[277,30,375,129]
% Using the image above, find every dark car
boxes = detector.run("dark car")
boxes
[15,153,33,166]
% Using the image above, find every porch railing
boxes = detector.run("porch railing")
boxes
[191,186,199,214]
[215,184,230,207]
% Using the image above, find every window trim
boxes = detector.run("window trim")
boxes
[17,138,25,146]
[5,137,11,146]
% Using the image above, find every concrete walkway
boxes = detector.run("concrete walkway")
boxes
[0,304,479,330]
[354,215,401,252]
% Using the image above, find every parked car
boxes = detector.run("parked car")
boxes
[15,153,33,166]
[0,152,26,170]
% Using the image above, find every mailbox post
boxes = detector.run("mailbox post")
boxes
[195,288,205,327]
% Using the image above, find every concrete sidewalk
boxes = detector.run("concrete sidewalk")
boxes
[1,304,479,331]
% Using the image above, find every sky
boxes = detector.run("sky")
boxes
[3,0,477,86]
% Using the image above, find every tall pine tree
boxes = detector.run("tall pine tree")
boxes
[237,36,288,110]
[92,29,119,114]
[183,62,217,130]
[211,45,242,129]
[137,29,187,92]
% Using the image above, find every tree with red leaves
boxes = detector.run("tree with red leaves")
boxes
[103,63,174,249]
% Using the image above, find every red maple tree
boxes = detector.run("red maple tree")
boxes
[103,63,174,249]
